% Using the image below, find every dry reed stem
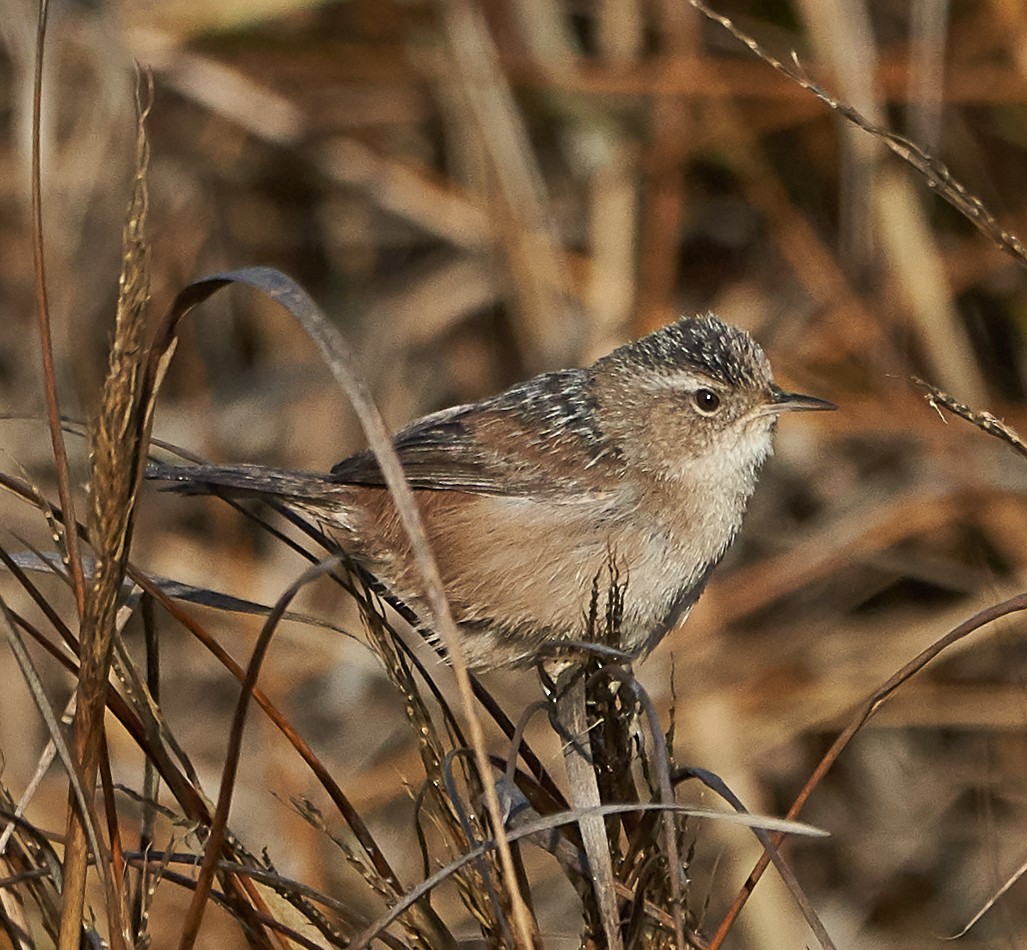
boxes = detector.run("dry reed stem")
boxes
[554,669,624,950]
[29,1,86,626]
[131,591,159,938]
[58,75,153,950]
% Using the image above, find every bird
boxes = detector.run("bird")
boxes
[149,314,834,670]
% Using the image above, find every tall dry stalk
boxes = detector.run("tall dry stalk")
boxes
[58,83,152,949]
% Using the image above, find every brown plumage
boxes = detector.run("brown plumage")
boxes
[149,314,834,669]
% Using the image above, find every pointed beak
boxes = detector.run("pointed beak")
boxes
[769,384,837,414]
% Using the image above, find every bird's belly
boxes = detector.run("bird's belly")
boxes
[346,490,721,669]
[441,499,715,666]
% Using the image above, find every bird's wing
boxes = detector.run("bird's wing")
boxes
[331,370,617,496]
[331,403,509,493]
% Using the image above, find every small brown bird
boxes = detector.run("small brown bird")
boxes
[150,315,834,669]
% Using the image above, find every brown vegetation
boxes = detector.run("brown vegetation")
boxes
[2,0,1027,946]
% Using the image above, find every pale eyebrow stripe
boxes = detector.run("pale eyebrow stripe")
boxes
[638,369,726,393]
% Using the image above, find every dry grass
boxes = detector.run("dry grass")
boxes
[3,0,1027,946]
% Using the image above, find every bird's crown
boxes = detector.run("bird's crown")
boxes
[598,314,772,391]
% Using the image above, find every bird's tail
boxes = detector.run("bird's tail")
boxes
[146,461,337,504]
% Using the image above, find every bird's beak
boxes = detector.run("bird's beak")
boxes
[769,384,837,413]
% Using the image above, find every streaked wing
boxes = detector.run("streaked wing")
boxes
[330,403,512,493]
[330,369,617,497]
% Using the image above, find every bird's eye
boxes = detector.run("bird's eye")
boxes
[692,388,721,414]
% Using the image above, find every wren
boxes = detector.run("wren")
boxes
[150,314,834,669]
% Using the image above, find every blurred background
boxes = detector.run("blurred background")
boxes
[3,0,1027,945]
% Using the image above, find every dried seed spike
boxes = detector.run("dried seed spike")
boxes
[911,377,1027,462]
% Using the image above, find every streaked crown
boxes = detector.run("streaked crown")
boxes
[596,314,772,390]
